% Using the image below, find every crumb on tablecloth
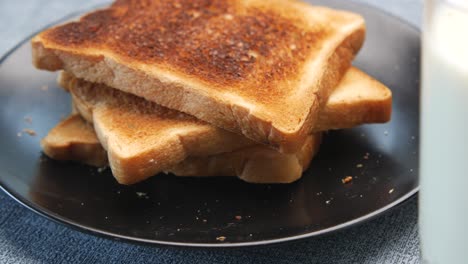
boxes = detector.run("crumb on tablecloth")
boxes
[22,129,36,136]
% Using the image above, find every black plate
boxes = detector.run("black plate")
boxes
[0,0,419,247]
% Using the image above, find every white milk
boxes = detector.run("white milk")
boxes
[420,2,468,263]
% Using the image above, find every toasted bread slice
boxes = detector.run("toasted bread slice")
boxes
[317,67,392,131]
[32,0,366,153]
[61,67,390,183]
[41,115,107,167]
[169,134,320,184]
[42,115,321,184]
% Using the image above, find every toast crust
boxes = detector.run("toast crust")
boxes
[32,0,365,152]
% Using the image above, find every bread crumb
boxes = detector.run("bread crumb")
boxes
[216,236,226,242]
[342,176,353,184]
[136,192,148,198]
[22,129,36,136]
[97,167,106,173]
[40,85,48,91]
[177,228,181,232]
[363,152,370,160]
[389,189,394,194]
[325,200,331,205]
[17,132,22,137]
[235,215,242,220]
[24,116,32,124]
[202,219,207,223]
[356,164,363,168]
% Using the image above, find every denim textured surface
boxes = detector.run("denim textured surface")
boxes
[0,1,421,263]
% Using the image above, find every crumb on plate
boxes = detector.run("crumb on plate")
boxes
[342,176,353,184]
[136,192,147,198]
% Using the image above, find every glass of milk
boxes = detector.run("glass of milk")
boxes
[420,0,468,263]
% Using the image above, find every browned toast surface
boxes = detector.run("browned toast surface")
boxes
[32,0,366,152]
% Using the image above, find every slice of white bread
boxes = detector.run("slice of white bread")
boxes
[42,115,321,184]
[32,0,366,153]
[59,67,390,184]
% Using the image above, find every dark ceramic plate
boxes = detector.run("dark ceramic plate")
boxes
[0,0,419,247]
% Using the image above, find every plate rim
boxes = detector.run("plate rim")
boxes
[0,0,420,248]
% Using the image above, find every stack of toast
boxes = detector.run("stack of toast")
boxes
[32,0,392,184]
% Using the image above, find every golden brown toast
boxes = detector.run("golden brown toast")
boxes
[42,114,321,184]
[41,115,107,167]
[32,0,366,153]
[60,67,391,184]
[317,67,392,131]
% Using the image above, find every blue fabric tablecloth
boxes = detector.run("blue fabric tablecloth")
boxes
[0,1,422,263]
